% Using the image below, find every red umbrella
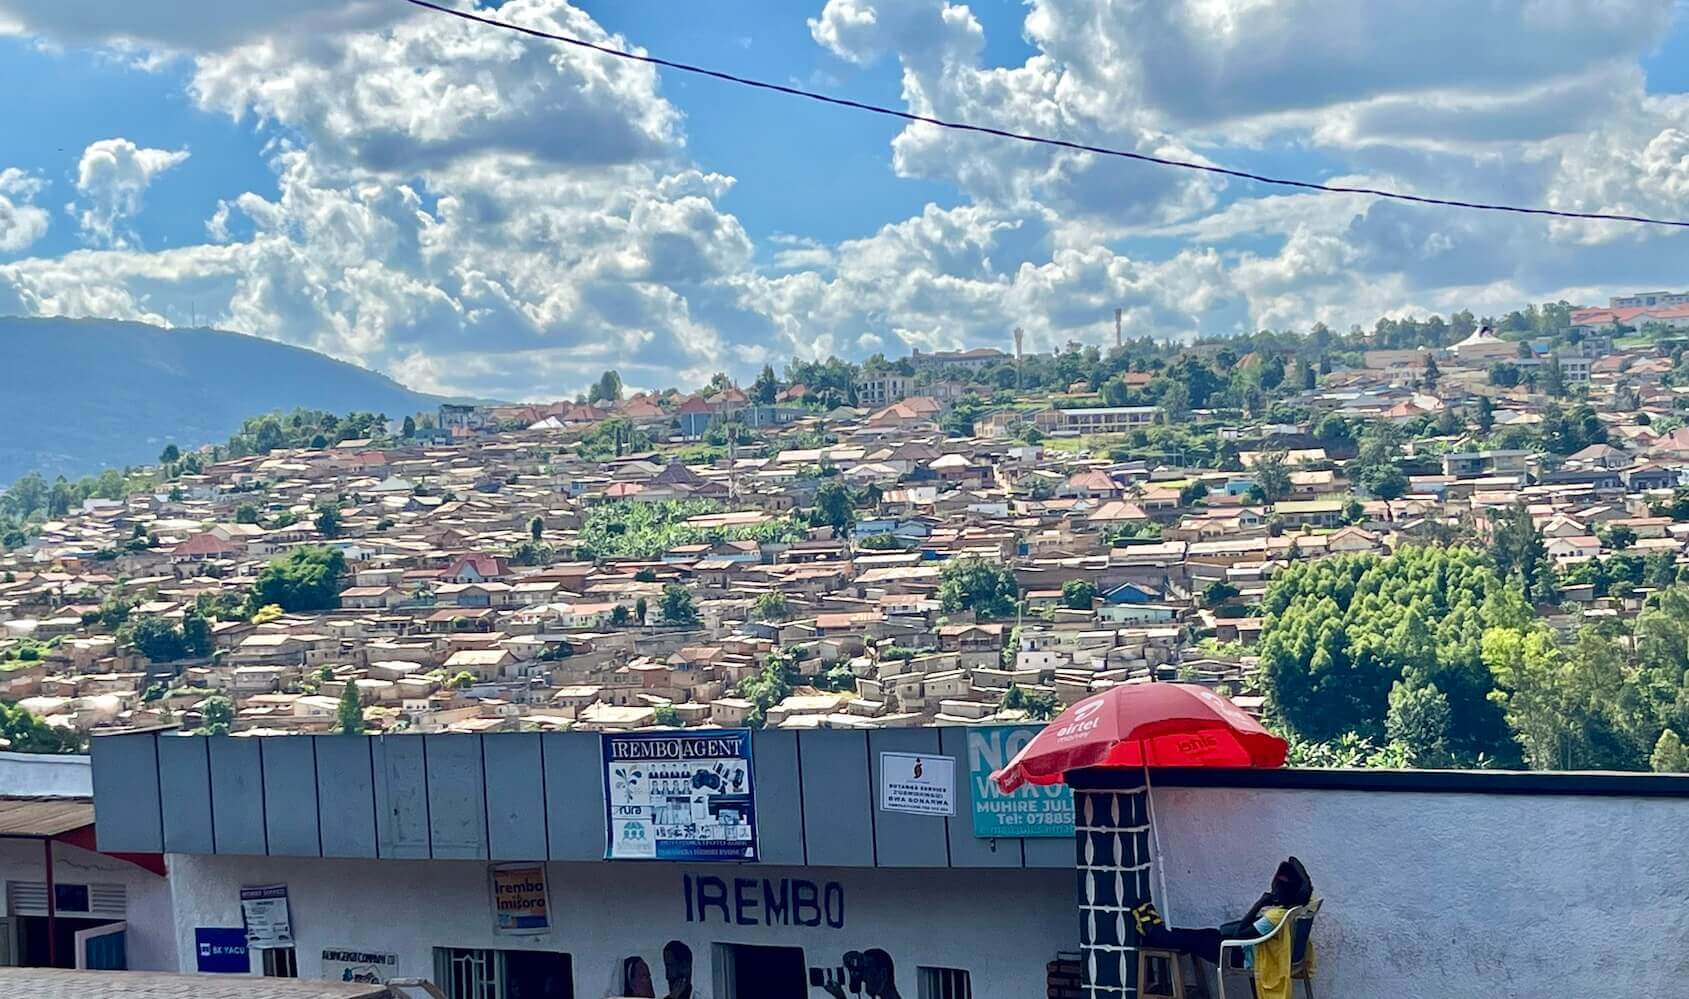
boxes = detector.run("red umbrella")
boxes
[992,682,1286,792]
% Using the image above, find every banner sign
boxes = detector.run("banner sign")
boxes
[603,729,757,861]
[966,724,1074,838]
[490,864,551,934]
[240,883,293,948]
[879,752,956,816]
[322,948,399,984]
[195,927,249,974]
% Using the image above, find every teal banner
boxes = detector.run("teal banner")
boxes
[965,724,1074,838]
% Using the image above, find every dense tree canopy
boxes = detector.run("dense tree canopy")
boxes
[576,500,805,560]
[253,546,346,612]
[1259,547,1526,766]
[939,556,1020,619]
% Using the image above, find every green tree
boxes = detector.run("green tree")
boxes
[811,480,855,534]
[750,364,780,405]
[402,415,417,438]
[1652,730,1689,773]
[660,583,699,625]
[1422,354,1440,390]
[314,503,342,538]
[634,596,649,625]
[610,604,632,627]
[752,591,791,622]
[1061,579,1097,610]
[1258,546,1524,766]
[235,503,261,525]
[1385,679,1453,767]
[938,556,1020,618]
[1598,524,1637,551]
[1491,503,1555,604]
[652,704,682,727]
[253,546,346,612]
[1362,464,1409,502]
[1203,579,1240,605]
[181,613,214,657]
[125,616,187,662]
[1000,684,1060,720]
[0,701,83,753]
[735,656,795,728]
[528,515,544,542]
[588,369,624,404]
[1252,450,1293,504]
[336,682,365,734]
[159,444,181,465]
[196,695,234,736]
[1475,396,1495,435]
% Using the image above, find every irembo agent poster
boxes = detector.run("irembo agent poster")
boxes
[603,729,757,860]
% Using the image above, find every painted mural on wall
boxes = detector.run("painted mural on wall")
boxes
[615,940,703,998]
[813,949,903,999]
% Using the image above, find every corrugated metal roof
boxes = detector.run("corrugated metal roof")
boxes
[0,968,387,997]
[0,796,95,837]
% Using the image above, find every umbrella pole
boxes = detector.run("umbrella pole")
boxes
[1144,764,1172,925]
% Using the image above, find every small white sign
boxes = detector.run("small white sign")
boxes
[239,884,293,949]
[879,752,956,816]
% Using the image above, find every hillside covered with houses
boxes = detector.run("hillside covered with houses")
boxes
[3,294,1689,770]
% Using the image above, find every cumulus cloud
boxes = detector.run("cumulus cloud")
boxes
[73,138,189,247]
[4,0,1689,401]
[0,168,49,253]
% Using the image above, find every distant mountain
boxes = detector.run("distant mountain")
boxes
[0,317,444,482]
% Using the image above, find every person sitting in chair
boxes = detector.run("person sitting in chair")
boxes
[1133,857,1313,999]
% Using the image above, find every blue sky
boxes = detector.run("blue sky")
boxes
[1,0,1687,399]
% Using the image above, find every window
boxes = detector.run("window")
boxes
[432,947,573,999]
[261,947,298,978]
[919,966,973,999]
[713,943,806,999]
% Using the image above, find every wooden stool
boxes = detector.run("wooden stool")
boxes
[1137,947,1189,999]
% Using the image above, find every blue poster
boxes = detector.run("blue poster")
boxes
[603,729,757,861]
[966,724,1075,838]
[195,927,250,974]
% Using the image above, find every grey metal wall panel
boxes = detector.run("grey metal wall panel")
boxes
[939,726,1020,868]
[261,736,321,857]
[798,731,875,867]
[207,737,267,856]
[749,729,803,865]
[1022,834,1073,868]
[314,736,378,859]
[425,735,489,860]
[372,736,430,859]
[483,733,547,861]
[156,736,214,855]
[543,732,605,860]
[91,733,162,853]
[868,728,950,868]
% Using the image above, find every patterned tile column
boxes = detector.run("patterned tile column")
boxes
[1075,787,1153,999]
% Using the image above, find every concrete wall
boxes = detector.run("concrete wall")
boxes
[1149,785,1689,999]
[165,854,1074,999]
[0,838,175,972]
[0,752,90,798]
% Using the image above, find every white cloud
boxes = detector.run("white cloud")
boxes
[5,0,1689,402]
[0,168,49,253]
[73,138,189,247]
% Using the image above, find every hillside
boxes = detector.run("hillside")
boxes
[0,317,442,481]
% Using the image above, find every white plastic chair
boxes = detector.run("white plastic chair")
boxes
[1213,897,1321,999]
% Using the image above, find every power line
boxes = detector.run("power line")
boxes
[401,0,1689,230]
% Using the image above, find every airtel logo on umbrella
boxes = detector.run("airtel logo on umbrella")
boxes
[1055,698,1105,740]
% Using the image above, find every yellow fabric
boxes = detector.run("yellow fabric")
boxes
[1250,905,1315,999]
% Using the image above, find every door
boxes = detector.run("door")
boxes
[74,921,126,971]
[0,918,13,968]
